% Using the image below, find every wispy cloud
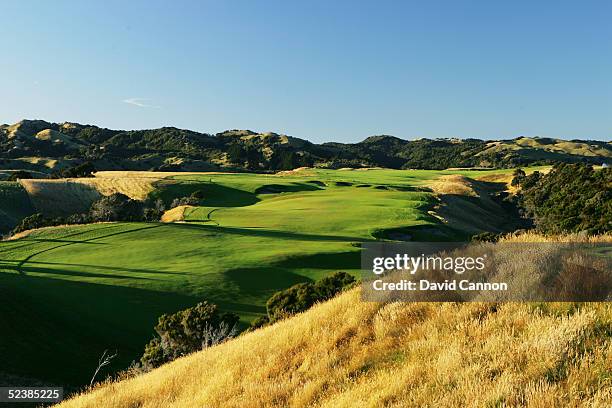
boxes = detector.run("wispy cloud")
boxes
[122,98,161,108]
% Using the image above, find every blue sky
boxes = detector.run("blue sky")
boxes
[1,0,610,142]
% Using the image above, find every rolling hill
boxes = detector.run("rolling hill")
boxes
[1,119,610,175]
[0,168,527,387]
[57,233,612,407]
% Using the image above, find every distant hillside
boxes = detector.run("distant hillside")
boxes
[1,119,610,174]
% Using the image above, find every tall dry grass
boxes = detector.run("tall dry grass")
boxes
[428,174,477,196]
[160,205,193,223]
[57,235,612,408]
[74,177,157,200]
[20,176,160,215]
[20,179,102,216]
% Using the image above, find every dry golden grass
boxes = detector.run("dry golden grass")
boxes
[57,235,612,408]
[428,174,477,196]
[19,174,171,215]
[75,177,157,201]
[19,177,159,216]
[16,171,235,217]
[475,172,514,185]
[479,139,612,158]
[17,156,60,169]
[475,167,552,194]
[275,167,315,176]
[500,231,612,244]
[20,179,102,216]
[160,205,193,223]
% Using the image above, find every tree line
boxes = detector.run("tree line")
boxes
[511,163,611,234]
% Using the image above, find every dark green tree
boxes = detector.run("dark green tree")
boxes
[261,272,356,328]
[140,301,239,369]
[514,164,611,234]
[7,170,32,181]
[89,193,144,222]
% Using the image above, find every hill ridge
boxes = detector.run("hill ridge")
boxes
[0,119,610,176]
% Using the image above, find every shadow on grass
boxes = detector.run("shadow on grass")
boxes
[371,224,470,242]
[254,182,323,194]
[224,267,313,299]
[15,238,107,245]
[0,263,156,281]
[0,223,122,255]
[152,182,260,207]
[1,272,269,389]
[163,222,369,242]
[274,251,360,270]
[11,224,164,275]
[0,272,199,388]
[18,260,191,276]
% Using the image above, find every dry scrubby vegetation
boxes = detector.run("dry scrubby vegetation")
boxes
[59,295,612,407]
[19,175,160,217]
[133,272,356,370]
[59,234,612,408]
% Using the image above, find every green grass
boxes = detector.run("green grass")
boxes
[0,168,520,386]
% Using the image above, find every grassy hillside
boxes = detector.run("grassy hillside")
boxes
[19,175,161,217]
[1,119,609,174]
[479,137,612,159]
[0,168,525,386]
[57,234,612,408]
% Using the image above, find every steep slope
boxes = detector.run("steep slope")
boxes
[0,182,35,231]
[58,235,612,407]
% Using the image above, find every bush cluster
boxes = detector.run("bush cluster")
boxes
[52,161,96,178]
[250,271,356,330]
[140,301,239,369]
[471,232,504,243]
[7,170,33,181]
[512,163,611,234]
[169,190,204,209]
[10,193,166,235]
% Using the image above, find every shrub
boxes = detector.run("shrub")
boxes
[259,271,356,329]
[471,232,503,243]
[313,271,356,299]
[140,301,239,369]
[510,168,525,187]
[142,199,166,221]
[266,282,318,322]
[11,194,164,236]
[54,161,96,178]
[247,315,270,331]
[89,193,144,222]
[11,212,93,235]
[12,213,48,234]
[64,212,92,225]
[169,191,204,209]
[7,170,32,181]
[512,164,611,234]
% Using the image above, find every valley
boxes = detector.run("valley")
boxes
[1,167,525,387]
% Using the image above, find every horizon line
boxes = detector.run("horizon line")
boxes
[2,117,610,145]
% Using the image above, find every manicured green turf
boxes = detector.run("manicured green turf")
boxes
[0,168,526,386]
